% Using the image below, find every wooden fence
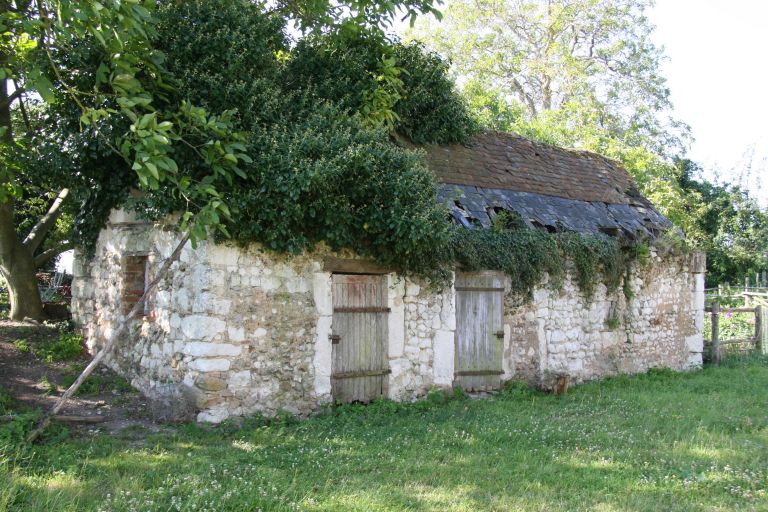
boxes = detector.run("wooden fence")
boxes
[705,301,768,364]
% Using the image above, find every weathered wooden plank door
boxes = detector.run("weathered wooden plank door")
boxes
[331,274,389,403]
[454,272,504,391]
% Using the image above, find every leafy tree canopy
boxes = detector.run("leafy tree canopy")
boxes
[0,0,449,319]
[59,0,478,281]
[671,160,768,287]
[410,0,689,157]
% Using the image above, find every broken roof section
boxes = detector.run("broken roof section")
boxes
[412,132,673,241]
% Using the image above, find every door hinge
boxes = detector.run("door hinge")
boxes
[495,330,504,339]
[329,334,341,344]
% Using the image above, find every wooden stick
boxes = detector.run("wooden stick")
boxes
[711,301,720,365]
[27,232,190,443]
[52,415,107,424]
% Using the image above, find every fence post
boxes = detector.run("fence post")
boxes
[756,305,767,355]
[745,276,751,307]
[711,301,720,365]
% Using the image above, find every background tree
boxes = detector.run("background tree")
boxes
[409,0,688,155]
[672,159,768,286]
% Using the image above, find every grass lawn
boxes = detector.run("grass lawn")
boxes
[2,359,768,511]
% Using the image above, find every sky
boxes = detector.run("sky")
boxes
[649,0,768,204]
[395,0,768,205]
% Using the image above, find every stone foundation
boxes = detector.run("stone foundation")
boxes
[72,210,704,423]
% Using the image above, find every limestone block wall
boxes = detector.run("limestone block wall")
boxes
[390,277,456,399]
[72,211,454,422]
[72,210,703,423]
[503,250,705,386]
[73,213,327,422]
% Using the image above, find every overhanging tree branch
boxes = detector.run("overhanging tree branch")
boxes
[0,87,25,108]
[22,187,69,254]
[33,241,73,267]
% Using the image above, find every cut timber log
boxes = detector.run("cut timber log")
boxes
[52,415,106,424]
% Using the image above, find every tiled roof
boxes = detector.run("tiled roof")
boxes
[420,132,641,205]
[400,132,674,240]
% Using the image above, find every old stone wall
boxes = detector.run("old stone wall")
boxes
[503,250,705,387]
[72,211,453,422]
[72,210,703,423]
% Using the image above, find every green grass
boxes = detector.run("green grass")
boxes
[2,360,768,511]
[33,332,84,363]
[4,325,84,364]
[60,364,133,396]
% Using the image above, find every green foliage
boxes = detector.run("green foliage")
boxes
[11,339,30,353]
[605,314,621,330]
[287,34,477,143]
[34,332,84,363]
[451,211,627,301]
[0,386,40,447]
[451,220,563,298]
[389,42,479,143]
[61,364,132,396]
[556,231,623,299]
[38,375,57,395]
[360,54,406,130]
[0,386,13,415]
[672,160,768,287]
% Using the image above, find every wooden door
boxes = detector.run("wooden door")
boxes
[454,272,504,391]
[331,274,390,403]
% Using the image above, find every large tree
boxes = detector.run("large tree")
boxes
[409,0,688,156]
[0,0,442,321]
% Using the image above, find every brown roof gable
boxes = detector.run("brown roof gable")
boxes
[419,132,641,205]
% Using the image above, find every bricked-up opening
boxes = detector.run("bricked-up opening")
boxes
[122,255,150,316]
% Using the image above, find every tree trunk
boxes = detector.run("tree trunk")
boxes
[0,201,46,320]
[0,44,47,321]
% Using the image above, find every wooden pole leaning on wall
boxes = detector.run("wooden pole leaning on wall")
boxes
[711,301,720,365]
[27,232,191,443]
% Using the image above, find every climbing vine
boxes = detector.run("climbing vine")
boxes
[451,212,635,301]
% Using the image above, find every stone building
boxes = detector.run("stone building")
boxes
[72,132,706,423]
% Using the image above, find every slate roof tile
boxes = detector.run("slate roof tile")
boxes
[417,132,674,240]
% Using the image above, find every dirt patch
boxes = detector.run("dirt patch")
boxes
[0,320,172,435]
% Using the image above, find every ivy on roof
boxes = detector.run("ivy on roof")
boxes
[74,0,652,300]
